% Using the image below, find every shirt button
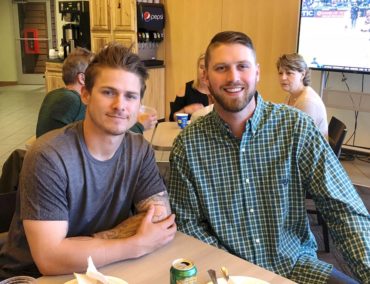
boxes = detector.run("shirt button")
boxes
[250,208,254,213]
[245,178,249,184]
[241,148,246,152]
[255,239,260,244]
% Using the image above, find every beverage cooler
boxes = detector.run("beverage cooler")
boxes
[137,2,165,66]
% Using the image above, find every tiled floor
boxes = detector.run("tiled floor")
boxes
[0,85,44,168]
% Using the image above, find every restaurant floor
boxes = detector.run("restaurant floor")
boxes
[0,84,369,279]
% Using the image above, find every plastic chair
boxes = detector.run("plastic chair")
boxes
[307,116,347,252]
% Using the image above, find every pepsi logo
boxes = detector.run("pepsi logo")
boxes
[144,11,151,22]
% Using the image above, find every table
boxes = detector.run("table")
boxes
[150,122,182,151]
[37,232,296,284]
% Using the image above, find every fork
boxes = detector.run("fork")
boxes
[221,266,234,284]
[207,269,218,284]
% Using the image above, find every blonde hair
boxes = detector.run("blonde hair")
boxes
[192,53,205,89]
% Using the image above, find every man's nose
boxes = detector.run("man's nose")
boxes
[226,66,240,82]
[112,94,126,110]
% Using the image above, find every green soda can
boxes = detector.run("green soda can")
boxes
[170,258,197,284]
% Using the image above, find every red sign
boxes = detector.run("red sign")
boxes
[23,28,40,54]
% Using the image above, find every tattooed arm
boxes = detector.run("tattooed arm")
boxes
[135,191,171,222]
[93,191,172,239]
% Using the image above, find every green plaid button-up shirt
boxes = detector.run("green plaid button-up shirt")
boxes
[168,93,370,284]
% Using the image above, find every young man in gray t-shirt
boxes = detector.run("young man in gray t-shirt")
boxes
[0,43,176,279]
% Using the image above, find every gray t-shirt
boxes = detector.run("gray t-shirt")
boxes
[0,121,165,279]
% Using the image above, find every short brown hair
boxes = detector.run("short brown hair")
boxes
[276,53,311,86]
[205,31,256,68]
[84,42,148,98]
[62,47,93,85]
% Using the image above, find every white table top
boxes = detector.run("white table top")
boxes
[150,122,182,151]
[37,232,296,284]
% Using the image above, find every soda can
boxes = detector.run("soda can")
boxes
[170,258,197,284]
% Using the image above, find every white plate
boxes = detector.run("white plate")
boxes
[64,276,128,284]
[207,276,270,284]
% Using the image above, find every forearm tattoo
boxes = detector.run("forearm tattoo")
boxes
[93,213,145,240]
[93,192,172,240]
[136,191,171,223]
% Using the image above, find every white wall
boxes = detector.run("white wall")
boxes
[0,1,18,82]
[311,70,370,150]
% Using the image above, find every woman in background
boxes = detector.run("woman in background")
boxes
[277,53,328,138]
[170,54,210,121]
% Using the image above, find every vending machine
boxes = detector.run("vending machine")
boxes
[137,2,165,66]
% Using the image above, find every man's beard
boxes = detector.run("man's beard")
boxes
[208,82,256,113]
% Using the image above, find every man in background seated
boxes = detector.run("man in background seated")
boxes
[0,43,176,280]
[36,47,157,138]
[168,31,370,283]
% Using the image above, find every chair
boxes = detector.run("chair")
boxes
[0,149,26,194]
[306,116,347,252]
[328,116,347,158]
[169,102,175,121]
[0,191,17,233]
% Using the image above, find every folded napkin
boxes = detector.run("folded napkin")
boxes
[73,256,109,284]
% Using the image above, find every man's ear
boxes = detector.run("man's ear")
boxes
[77,73,85,85]
[80,86,90,105]
[256,63,261,83]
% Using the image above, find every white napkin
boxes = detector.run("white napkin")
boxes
[73,256,109,284]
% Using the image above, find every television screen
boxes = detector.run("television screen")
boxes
[297,0,370,74]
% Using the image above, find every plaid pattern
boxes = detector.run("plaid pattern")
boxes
[168,94,370,284]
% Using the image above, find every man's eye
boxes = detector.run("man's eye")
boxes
[102,90,113,96]
[215,66,226,72]
[238,64,249,70]
[126,94,139,100]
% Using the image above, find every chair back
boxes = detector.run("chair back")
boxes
[0,191,17,233]
[169,102,175,121]
[328,116,347,157]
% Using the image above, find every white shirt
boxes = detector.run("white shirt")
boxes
[285,86,328,138]
[191,104,214,122]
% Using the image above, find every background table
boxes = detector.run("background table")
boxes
[149,122,182,151]
[37,232,296,284]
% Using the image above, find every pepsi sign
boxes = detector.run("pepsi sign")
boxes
[143,11,164,22]
[137,3,165,31]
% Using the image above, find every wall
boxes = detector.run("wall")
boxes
[311,70,370,150]
[164,0,300,116]
[0,1,18,83]
[164,0,223,118]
